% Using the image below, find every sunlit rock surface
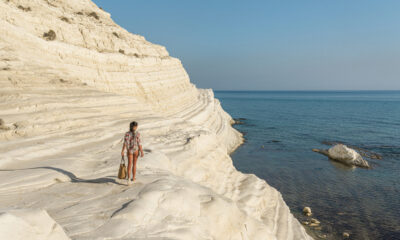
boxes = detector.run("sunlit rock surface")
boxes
[0,0,312,239]
[313,144,370,168]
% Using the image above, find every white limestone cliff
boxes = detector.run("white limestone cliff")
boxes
[0,209,71,240]
[0,0,312,239]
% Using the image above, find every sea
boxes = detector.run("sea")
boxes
[214,91,400,240]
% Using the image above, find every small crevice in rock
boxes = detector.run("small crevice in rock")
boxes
[60,16,70,23]
[87,12,99,20]
[43,30,56,41]
[0,119,10,131]
[13,121,28,129]
[18,5,31,12]
[112,32,119,38]
[44,0,57,7]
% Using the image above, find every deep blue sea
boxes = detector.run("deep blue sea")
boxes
[215,91,400,240]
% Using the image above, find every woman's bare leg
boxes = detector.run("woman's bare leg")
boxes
[127,153,133,181]
[132,150,139,181]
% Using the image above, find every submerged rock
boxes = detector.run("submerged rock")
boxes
[232,118,245,125]
[310,218,320,225]
[313,144,370,168]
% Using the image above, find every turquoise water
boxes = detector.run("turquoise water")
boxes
[215,91,400,240]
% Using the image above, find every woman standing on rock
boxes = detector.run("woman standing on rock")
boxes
[121,121,144,185]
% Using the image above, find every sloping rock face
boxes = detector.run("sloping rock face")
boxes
[1,0,196,113]
[0,209,71,240]
[0,0,312,239]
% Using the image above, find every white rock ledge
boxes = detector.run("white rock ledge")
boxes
[0,0,312,239]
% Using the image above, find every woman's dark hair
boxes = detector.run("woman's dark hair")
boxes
[129,121,138,132]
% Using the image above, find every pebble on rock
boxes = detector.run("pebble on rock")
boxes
[343,232,350,238]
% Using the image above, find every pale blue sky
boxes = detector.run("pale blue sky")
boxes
[92,0,400,90]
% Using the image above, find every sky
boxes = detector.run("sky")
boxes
[92,0,400,90]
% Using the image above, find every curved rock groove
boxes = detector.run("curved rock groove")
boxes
[0,1,312,239]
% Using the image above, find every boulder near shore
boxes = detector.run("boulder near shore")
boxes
[313,144,370,168]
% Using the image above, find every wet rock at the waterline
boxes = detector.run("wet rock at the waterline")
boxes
[310,218,320,225]
[312,144,370,168]
[309,219,320,227]
[232,118,246,125]
[303,207,312,216]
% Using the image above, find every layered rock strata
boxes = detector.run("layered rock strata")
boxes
[0,0,312,239]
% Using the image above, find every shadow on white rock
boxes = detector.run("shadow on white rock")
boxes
[312,144,370,169]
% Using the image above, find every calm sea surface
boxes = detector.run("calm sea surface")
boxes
[215,91,400,240]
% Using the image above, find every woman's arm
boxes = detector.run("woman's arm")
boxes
[137,132,144,157]
[139,144,144,157]
[121,142,126,157]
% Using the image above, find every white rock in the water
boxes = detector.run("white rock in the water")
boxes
[343,232,350,238]
[313,144,370,168]
[309,223,320,227]
[303,207,312,216]
[328,144,370,168]
[310,218,320,224]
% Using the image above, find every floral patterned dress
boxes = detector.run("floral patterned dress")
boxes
[124,131,141,154]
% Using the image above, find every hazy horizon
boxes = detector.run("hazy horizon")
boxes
[92,0,400,91]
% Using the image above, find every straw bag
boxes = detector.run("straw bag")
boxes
[118,156,127,179]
